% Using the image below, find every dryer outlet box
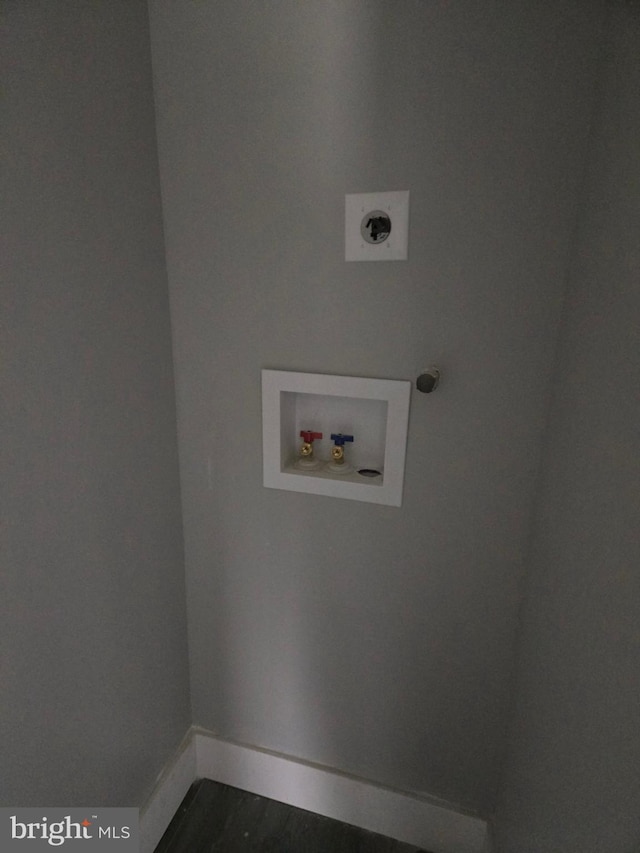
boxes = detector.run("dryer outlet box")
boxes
[345,191,409,261]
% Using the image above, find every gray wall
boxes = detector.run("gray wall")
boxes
[494,3,640,850]
[1,1,190,806]
[149,0,604,815]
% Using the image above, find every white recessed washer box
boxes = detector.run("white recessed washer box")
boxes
[262,370,411,506]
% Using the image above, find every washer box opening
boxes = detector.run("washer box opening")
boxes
[262,370,411,506]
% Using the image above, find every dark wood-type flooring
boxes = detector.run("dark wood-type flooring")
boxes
[155,778,433,853]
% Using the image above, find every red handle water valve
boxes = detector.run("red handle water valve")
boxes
[300,431,322,443]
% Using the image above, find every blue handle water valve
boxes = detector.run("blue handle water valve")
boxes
[330,433,354,446]
[329,433,354,468]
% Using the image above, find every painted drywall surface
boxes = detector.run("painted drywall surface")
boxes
[493,4,640,850]
[1,1,190,806]
[149,1,603,814]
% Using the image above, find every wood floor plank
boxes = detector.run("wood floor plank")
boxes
[210,792,288,852]
[154,778,433,853]
[155,781,244,853]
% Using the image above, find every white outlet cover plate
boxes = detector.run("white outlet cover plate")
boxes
[345,190,409,261]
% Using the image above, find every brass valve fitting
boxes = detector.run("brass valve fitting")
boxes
[331,446,344,462]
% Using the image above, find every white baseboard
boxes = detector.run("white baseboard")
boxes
[139,730,196,853]
[140,726,489,853]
